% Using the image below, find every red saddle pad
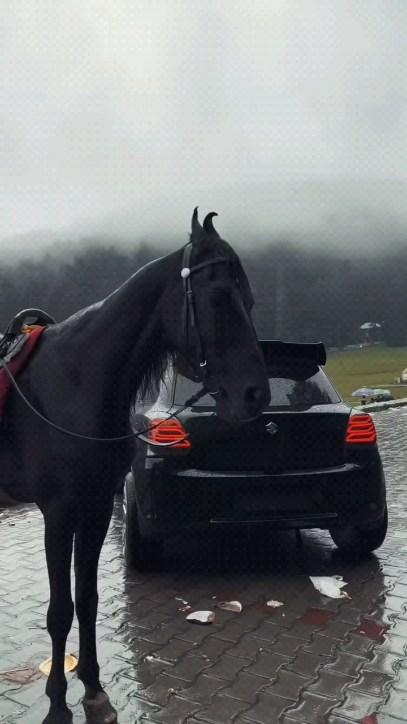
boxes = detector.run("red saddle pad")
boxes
[0,326,46,420]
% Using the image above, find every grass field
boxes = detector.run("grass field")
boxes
[325,345,407,405]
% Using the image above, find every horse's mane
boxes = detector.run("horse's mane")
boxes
[136,347,175,402]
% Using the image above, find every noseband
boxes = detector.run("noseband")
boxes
[181,242,228,395]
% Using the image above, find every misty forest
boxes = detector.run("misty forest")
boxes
[2,2,407,355]
[1,238,406,349]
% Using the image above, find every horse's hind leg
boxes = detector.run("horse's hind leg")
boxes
[75,499,117,724]
[42,503,75,724]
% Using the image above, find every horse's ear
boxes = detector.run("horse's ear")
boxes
[191,206,203,242]
[203,212,220,238]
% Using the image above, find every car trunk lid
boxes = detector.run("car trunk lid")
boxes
[178,407,349,472]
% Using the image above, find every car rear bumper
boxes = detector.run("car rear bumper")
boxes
[133,458,386,539]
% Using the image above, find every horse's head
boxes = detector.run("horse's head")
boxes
[162,208,270,423]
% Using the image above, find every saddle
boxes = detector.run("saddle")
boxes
[0,309,56,424]
[0,308,56,362]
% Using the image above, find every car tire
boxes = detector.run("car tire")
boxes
[122,471,163,571]
[329,505,388,558]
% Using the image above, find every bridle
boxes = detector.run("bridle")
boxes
[0,243,229,445]
[181,241,228,395]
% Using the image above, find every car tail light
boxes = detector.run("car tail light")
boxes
[345,414,377,444]
[149,418,191,449]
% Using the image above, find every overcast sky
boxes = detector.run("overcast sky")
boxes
[1,0,407,253]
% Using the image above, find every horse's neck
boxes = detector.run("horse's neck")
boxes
[62,249,180,394]
[88,256,171,343]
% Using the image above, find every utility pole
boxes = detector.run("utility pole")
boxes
[274,262,285,340]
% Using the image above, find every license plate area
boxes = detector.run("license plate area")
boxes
[235,489,308,514]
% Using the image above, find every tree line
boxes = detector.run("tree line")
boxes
[1,239,406,348]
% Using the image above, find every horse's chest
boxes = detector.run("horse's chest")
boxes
[0,441,31,501]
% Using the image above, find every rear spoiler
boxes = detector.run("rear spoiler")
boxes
[260,340,327,367]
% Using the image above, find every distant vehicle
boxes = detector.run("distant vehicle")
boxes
[373,393,394,403]
[123,341,387,570]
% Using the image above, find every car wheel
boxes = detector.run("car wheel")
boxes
[122,471,163,571]
[329,505,388,558]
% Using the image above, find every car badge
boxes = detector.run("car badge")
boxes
[266,421,279,436]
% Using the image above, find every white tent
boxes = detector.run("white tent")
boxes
[360,322,381,330]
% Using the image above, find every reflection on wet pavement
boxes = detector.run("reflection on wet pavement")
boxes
[1,409,407,723]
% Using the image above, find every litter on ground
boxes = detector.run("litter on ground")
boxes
[186,610,215,625]
[266,600,284,608]
[39,654,78,676]
[216,600,243,613]
[0,667,43,685]
[309,575,351,599]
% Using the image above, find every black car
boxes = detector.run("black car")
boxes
[123,341,387,569]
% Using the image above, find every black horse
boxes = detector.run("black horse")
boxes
[0,209,270,724]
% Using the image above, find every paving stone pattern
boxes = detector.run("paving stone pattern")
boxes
[1,410,407,723]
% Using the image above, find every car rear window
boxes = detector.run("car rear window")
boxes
[174,364,340,408]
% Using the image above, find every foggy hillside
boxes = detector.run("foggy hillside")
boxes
[1,237,406,349]
[2,177,407,263]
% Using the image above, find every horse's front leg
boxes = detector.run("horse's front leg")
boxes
[42,502,75,724]
[75,499,117,724]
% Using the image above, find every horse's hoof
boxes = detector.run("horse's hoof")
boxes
[42,708,73,724]
[83,691,117,724]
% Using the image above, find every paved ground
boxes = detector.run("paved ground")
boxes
[1,409,407,724]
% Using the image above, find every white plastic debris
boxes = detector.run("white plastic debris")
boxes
[266,600,284,609]
[216,600,243,613]
[186,610,215,625]
[175,597,189,605]
[309,575,350,599]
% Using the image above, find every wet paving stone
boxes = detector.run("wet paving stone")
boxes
[240,692,292,722]
[146,694,203,723]
[376,715,406,724]
[283,691,337,722]
[287,649,327,677]
[332,688,384,721]
[179,673,228,704]
[380,684,407,720]
[221,671,265,704]
[1,410,407,722]
[308,668,355,700]
[324,651,366,678]
[165,653,213,682]
[349,670,394,698]
[263,668,311,700]
[299,608,337,626]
